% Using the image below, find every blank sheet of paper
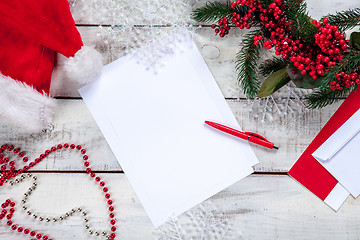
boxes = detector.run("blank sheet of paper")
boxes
[79,39,258,227]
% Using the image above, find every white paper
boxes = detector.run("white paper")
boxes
[313,109,360,198]
[79,38,258,227]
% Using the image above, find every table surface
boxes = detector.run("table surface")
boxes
[1,0,360,239]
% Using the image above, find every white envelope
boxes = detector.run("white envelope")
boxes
[313,108,360,198]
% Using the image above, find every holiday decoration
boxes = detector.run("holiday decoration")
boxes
[155,201,244,240]
[0,0,103,132]
[0,144,116,239]
[71,0,197,68]
[193,0,360,108]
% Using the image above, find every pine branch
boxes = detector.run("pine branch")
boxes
[322,8,360,32]
[284,0,317,43]
[192,1,248,23]
[259,57,290,77]
[306,51,360,108]
[305,86,354,109]
[236,29,263,98]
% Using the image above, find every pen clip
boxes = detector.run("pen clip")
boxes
[245,132,270,142]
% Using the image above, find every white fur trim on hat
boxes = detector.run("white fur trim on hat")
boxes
[0,74,56,132]
[64,45,103,85]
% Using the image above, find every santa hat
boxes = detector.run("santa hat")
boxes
[0,0,103,132]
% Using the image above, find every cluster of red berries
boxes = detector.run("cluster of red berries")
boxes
[211,0,360,91]
[211,17,230,37]
[332,69,360,90]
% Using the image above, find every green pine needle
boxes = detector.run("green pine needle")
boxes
[192,1,248,23]
[236,29,263,98]
[259,57,290,77]
[322,8,360,32]
[305,87,355,109]
[306,50,360,108]
[284,0,317,43]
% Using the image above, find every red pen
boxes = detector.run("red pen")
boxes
[205,121,279,150]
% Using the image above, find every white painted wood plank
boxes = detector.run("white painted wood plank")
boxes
[0,173,359,239]
[51,25,358,98]
[0,99,342,172]
[70,0,360,25]
[51,26,249,98]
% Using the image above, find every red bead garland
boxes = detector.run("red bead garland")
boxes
[0,144,117,239]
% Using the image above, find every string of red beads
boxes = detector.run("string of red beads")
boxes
[0,144,116,240]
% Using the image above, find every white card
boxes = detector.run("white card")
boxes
[313,109,360,198]
[79,38,258,227]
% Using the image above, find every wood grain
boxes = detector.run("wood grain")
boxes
[0,99,342,172]
[2,1,359,239]
[0,173,359,240]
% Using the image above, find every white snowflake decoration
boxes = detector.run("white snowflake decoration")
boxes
[242,82,313,122]
[154,201,245,240]
[71,0,199,67]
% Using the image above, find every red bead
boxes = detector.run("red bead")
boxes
[110,219,116,225]
[10,208,14,213]
[81,149,86,154]
[36,233,42,239]
[10,202,15,207]
[19,152,24,157]
[95,177,101,182]
[70,144,75,149]
[51,147,56,152]
[83,155,88,160]
[84,162,90,167]
[14,148,20,153]
[35,158,41,164]
[109,213,115,218]
[107,200,113,205]
[7,220,12,226]
[76,145,82,150]
[7,214,12,219]
[43,236,49,240]
[23,157,28,162]
[45,150,51,155]
[86,168,91,173]
[111,226,116,232]
[100,181,105,187]
[57,144,63,149]
[103,187,108,192]
[30,231,36,236]
[110,233,116,239]
[11,225,17,230]
[105,193,110,199]
[24,229,30,234]
[7,146,13,151]
[29,162,35,167]
[18,227,23,232]
[109,206,114,212]
[90,172,96,178]
[40,154,45,159]
[64,143,69,148]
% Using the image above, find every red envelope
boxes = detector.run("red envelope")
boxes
[288,88,360,210]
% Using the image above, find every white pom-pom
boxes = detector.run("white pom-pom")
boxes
[0,74,56,132]
[64,46,103,84]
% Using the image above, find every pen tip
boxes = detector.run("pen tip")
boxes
[273,145,279,150]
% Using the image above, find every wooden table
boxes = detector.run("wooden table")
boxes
[1,0,360,239]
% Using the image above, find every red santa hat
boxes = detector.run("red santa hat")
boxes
[0,0,103,132]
